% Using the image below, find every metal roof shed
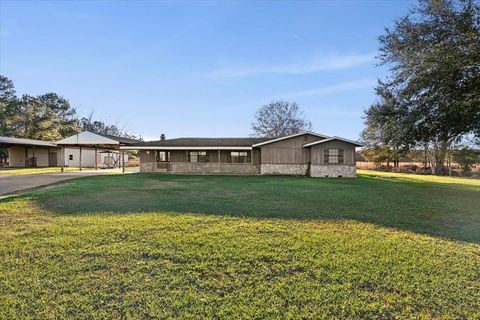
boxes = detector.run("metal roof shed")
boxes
[0,136,58,148]
[0,136,59,167]
[56,131,139,172]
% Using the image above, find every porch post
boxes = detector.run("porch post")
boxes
[95,148,98,170]
[251,150,254,175]
[25,147,28,167]
[61,146,65,172]
[122,149,125,173]
[79,147,82,171]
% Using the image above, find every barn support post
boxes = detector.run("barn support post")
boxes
[79,147,82,171]
[95,148,98,170]
[32,145,36,167]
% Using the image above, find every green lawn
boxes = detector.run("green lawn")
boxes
[1,171,479,318]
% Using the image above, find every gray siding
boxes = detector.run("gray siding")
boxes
[260,134,323,164]
[252,148,261,165]
[310,140,356,166]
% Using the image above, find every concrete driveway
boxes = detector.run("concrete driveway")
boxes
[0,169,129,195]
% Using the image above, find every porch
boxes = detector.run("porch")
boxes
[138,149,261,174]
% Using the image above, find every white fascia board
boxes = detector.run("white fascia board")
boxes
[120,146,252,150]
[303,136,363,147]
[252,132,330,147]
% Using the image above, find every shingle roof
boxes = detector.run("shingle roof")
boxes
[133,137,270,147]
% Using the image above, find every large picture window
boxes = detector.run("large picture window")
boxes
[189,151,208,163]
[324,149,344,164]
[228,151,250,163]
[156,151,170,162]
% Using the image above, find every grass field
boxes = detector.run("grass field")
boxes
[1,171,479,318]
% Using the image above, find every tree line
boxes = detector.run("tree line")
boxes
[0,75,140,162]
[361,0,480,175]
[0,75,140,141]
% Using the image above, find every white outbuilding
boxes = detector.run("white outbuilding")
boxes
[1,131,139,172]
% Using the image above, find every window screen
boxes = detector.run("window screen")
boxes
[189,151,208,163]
[228,151,250,163]
[324,149,344,164]
[156,151,170,162]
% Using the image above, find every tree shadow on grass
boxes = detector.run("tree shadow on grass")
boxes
[1,173,479,244]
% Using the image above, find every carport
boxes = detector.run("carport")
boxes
[0,136,60,167]
[55,131,139,172]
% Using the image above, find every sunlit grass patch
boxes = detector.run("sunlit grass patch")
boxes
[1,172,479,318]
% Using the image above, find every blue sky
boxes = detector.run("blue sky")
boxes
[0,0,415,140]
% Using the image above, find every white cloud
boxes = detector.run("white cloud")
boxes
[207,53,374,78]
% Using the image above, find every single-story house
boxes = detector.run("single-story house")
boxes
[0,131,137,169]
[121,132,362,177]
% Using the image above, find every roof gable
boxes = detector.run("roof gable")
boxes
[56,131,119,145]
[302,136,363,147]
[252,132,330,147]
